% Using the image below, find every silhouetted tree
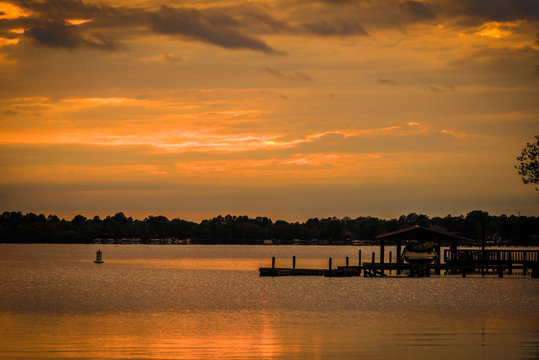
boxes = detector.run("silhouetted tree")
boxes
[516,135,539,191]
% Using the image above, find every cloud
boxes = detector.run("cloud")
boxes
[264,67,286,78]
[310,0,363,5]
[295,72,313,82]
[10,1,280,53]
[379,78,399,85]
[147,6,279,53]
[24,20,120,50]
[302,19,368,36]
[264,67,314,82]
[140,52,182,63]
[242,11,289,32]
[424,85,456,93]
[456,0,539,22]
[9,0,116,20]
[401,1,436,19]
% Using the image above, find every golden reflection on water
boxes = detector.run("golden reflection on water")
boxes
[111,258,265,271]
[1,310,537,360]
[110,257,352,271]
[0,311,281,359]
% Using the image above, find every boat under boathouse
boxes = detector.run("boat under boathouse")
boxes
[375,225,464,274]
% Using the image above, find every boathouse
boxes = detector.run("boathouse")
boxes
[375,225,464,272]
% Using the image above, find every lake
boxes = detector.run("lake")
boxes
[1,244,538,359]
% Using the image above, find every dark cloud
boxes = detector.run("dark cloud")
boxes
[24,20,120,50]
[11,0,117,20]
[317,0,356,5]
[425,85,456,93]
[458,0,539,22]
[295,72,313,82]
[147,6,278,53]
[264,67,314,82]
[242,11,289,32]
[11,1,278,53]
[302,0,367,5]
[265,67,286,78]
[302,19,368,36]
[0,20,21,39]
[402,1,436,19]
[379,78,399,85]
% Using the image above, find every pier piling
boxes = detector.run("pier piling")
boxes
[260,249,539,278]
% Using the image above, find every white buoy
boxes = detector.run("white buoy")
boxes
[94,249,104,264]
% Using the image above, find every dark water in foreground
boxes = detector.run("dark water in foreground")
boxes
[1,244,538,359]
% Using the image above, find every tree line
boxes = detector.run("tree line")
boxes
[1,210,538,245]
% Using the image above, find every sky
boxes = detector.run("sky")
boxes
[0,0,538,221]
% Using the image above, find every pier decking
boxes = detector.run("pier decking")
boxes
[259,249,539,278]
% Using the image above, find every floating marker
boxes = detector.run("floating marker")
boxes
[94,249,104,264]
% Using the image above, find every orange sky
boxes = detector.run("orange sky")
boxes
[0,0,538,220]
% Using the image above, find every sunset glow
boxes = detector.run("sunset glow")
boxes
[0,0,537,220]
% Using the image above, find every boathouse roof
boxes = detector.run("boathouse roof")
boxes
[376,225,464,244]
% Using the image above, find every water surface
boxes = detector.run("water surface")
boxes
[1,244,538,359]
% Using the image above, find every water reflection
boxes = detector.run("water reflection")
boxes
[1,310,538,360]
[0,244,538,360]
[112,258,263,271]
[0,311,281,360]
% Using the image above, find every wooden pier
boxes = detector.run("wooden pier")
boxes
[260,254,363,277]
[259,249,539,278]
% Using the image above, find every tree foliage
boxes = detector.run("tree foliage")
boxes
[1,211,538,245]
[516,135,539,190]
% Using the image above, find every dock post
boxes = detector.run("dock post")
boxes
[481,249,488,277]
[496,251,503,278]
[532,267,539,279]
[272,257,275,270]
[329,257,332,271]
[508,252,513,275]
[358,250,362,276]
[389,251,392,275]
[346,256,349,267]
[435,245,441,275]
[396,240,402,275]
[462,270,466,278]
[371,252,375,264]
[523,267,528,276]
[292,256,296,270]
[380,240,385,264]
